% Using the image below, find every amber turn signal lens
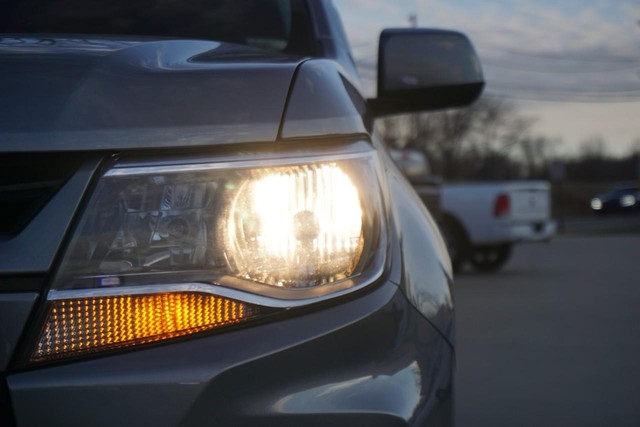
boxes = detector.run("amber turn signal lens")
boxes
[32,292,260,362]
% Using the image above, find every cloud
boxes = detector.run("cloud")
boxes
[415,0,639,61]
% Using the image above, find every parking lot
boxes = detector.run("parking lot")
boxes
[454,235,640,426]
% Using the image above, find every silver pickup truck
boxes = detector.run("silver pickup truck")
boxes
[440,181,556,272]
[390,149,556,272]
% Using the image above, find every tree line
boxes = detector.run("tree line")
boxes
[381,97,640,183]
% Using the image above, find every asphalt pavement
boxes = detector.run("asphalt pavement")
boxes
[454,235,640,427]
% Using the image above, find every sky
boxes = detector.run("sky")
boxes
[334,0,640,156]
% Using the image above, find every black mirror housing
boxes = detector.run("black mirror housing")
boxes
[370,28,485,117]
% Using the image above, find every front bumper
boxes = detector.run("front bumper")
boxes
[7,281,453,427]
[489,220,557,244]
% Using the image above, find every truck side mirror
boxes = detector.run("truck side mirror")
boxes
[369,29,484,117]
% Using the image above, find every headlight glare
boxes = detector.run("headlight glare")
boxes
[225,163,364,288]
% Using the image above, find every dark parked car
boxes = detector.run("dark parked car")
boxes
[0,1,483,426]
[591,187,640,214]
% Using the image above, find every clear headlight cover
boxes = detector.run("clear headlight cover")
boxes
[52,150,386,305]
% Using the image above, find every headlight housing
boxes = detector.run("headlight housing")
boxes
[31,146,387,362]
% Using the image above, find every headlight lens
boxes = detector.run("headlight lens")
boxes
[53,150,385,301]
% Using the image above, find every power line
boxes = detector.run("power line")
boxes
[476,45,639,64]
[482,60,640,74]
[356,56,640,74]
[485,90,640,103]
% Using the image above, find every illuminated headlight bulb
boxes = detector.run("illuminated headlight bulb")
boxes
[621,194,636,208]
[224,163,364,288]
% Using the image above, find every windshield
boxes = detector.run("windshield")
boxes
[0,0,316,55]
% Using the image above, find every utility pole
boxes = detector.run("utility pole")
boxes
[636,153,640,191]
[408,13,418,28]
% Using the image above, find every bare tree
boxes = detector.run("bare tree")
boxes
[380,97,570,181]
[517,135,562,178]
[578,135,609,160]
[400,97,535,180]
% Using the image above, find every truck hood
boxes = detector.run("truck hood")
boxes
[0,37,303,152]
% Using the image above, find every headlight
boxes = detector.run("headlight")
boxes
[31,147,386,362]
[620,194,636,208]
[590,198,602,210]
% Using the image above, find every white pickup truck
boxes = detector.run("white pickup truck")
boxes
[439,181,556,272]
[389,149,556,272]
